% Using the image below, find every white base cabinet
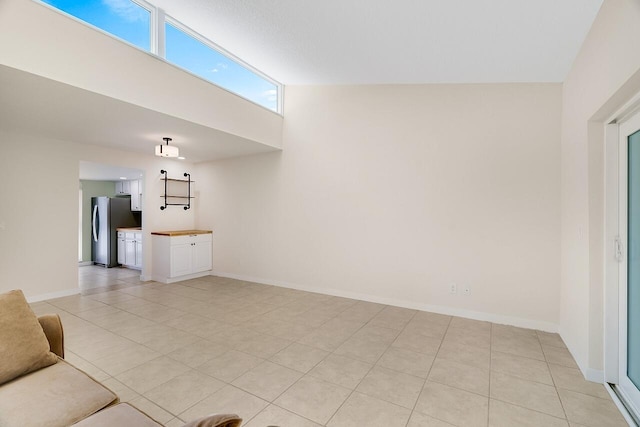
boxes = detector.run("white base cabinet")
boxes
[117,235,126,265]
[117,231,142,269]
[152,232,212,283]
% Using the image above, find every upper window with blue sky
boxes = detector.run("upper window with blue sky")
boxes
[41,0,151,51]
[165,22,278,112]
[39,0,281,113]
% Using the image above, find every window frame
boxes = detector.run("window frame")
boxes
[134,0,156,52]
[34,0,283,115]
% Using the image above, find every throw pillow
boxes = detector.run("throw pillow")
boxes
[0,290,58,385]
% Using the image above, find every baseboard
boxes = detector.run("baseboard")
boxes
[586,368,605,383]
[26,288,79,303]
[153,271,211,284]
[78,261,93,267]
[555,327,606,385]
[210,270,559,333]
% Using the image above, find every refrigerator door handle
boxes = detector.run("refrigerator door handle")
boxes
[92,204,98,242]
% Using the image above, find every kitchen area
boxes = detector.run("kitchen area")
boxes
[79,162,145,292]
[79,161,213,293]
[85,179,142,269]
[92,186,142,269]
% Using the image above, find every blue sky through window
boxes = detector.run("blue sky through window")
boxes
[165,23,277,112]
[42,0,150,51]
[40,0,279,112]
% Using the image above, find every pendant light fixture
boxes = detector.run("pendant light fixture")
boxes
[155,137,179,158]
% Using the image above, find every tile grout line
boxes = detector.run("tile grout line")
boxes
[538,329,571,423]
[170,293,359,424]
[402,315,453,427]
[320,308,391,426]
[219,305,390,426]
[383,308,425,427]
[58,291,235,413]
[279,307,405,425]
[488,322,494,427]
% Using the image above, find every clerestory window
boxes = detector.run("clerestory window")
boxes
[38,0,282,113]
[41,0,152,52]
[165,21,279,113]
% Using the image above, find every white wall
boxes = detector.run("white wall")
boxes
[560,0,640,378]
[0,130,196,300]
[196,83,562,330]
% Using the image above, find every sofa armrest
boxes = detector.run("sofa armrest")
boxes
[38,314,64,358]
[181,414,242,427]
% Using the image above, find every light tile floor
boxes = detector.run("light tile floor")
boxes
[28,265,629,427]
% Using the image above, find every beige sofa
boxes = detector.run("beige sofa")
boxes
[0,290,241,427]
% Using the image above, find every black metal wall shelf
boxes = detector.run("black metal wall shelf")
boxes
[160,169,192,210]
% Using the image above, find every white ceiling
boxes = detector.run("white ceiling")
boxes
[152,0,603,85]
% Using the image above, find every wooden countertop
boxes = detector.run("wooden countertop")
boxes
[116,227,142,232]
[151,229,212,236]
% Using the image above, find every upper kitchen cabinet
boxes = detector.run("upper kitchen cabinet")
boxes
[114,179,142,211]
[115,180,131,195]
[130,179,142,212]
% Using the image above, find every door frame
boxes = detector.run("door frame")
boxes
[618,111,640,417]
[604,96,640,424]
[605,120,620,384]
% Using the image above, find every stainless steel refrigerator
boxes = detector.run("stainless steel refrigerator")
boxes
[91,197,139,267]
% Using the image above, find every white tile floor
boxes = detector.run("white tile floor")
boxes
[28,265,629,427]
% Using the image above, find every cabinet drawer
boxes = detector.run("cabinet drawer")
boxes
[117,232,125,238]
[169,234,211,246]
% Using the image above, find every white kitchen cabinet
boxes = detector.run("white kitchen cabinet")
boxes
[135,239,143,269]
[118,231,142,270]
[115,180,131,195]
[192,239,212,273]
[115,180,142,211]
[152,231,212,283]
[170,244,192,277]
[125,239,136,266]
[117,232,126,265]
[130,179,142,212]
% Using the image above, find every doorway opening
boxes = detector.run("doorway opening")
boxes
[79,161,144,293]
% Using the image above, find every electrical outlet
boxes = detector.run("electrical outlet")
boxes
[463,285,471,295]
[449,283,457,294]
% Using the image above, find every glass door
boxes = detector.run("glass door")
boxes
[619,111,640,419]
